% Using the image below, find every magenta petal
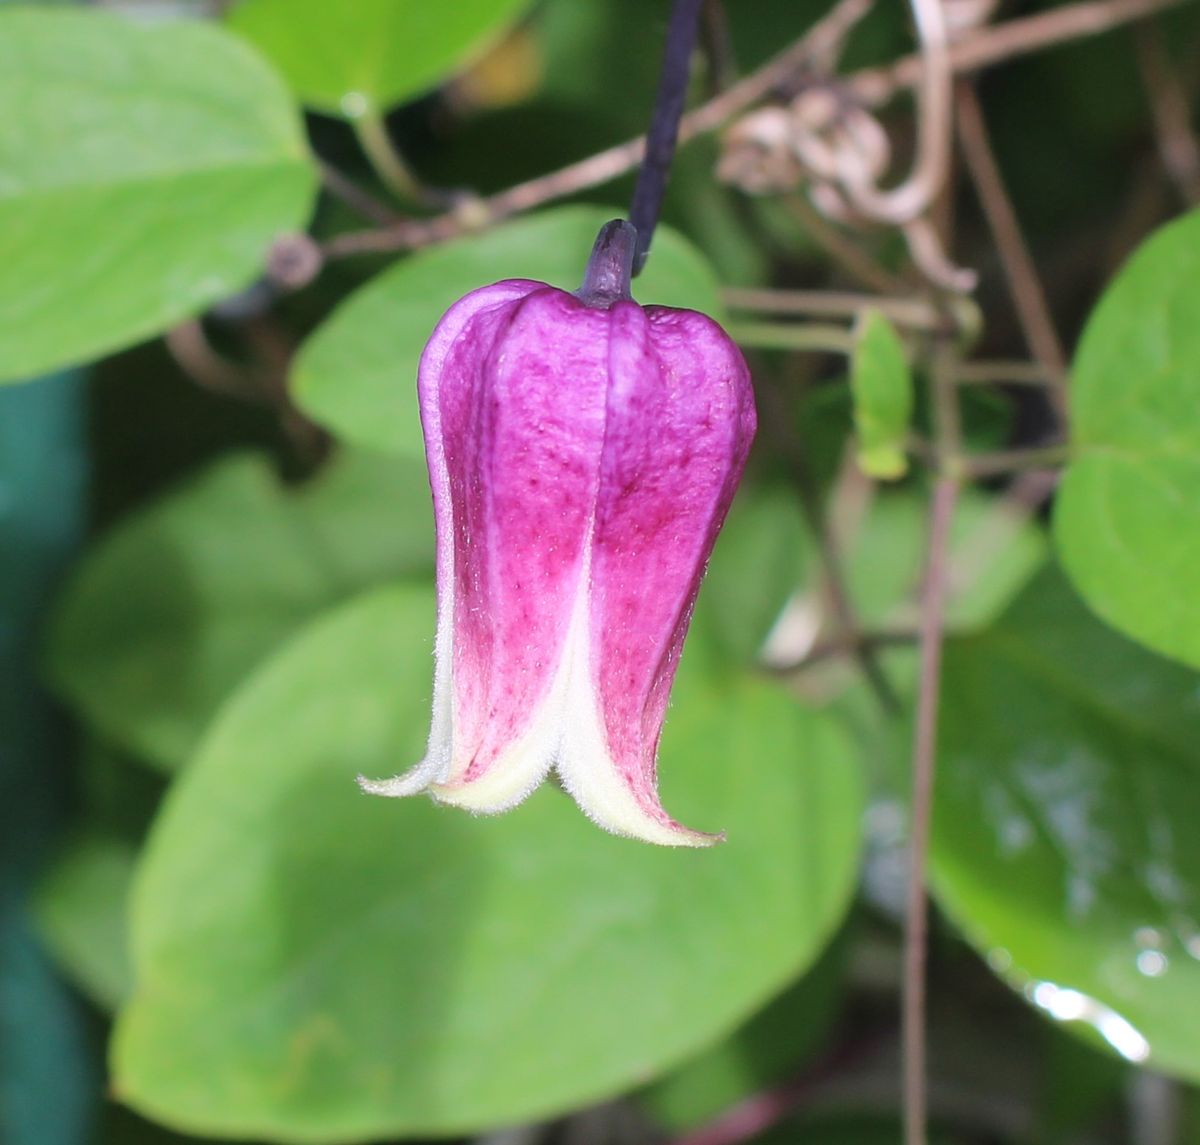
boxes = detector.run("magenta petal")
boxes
[554,304,755,842]
[359,269,757,846]
[438,289,620,805]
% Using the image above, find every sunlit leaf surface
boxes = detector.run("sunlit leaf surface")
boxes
[0,9,316,383]
[113,585,863,1140]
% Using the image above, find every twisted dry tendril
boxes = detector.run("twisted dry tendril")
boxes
[717,0,978,293]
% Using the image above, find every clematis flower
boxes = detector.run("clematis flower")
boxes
[360,221,756,846]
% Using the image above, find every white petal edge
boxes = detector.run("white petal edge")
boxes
[373,561,715,846]
[553,635,718,848]
[554,574,717,848]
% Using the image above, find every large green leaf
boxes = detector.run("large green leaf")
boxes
[640,929,846,1133]
[1054,208,1200,668]
[226,0,529,116]
[931,568,1200,1081]
[112,585,863,1141]
[46,450,433,772]
[699,481,811,666]
[292,207,726,457]
[0,9,317,383]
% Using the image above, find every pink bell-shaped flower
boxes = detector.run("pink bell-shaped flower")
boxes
[360,221,756,845]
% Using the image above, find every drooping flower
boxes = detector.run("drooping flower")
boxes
[360,221,756,845]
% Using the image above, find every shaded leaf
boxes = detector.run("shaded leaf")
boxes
[113,585,863,1140]
[33,834,135,1012]
[931,567,1200,1081]
[292,206,725,457]
[0,9,316,383]
[47,450,433,771]
[699,482,811,665]
[640,927,846,1132]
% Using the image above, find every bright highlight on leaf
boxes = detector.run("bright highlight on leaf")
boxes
[0,8,317,384]
[931,570,1200,1081]
[849,309,913,480]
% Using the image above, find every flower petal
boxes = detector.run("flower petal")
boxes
[554,303,756,844]
[359,279,545,798]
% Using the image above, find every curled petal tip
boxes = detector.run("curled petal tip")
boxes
[357,758,444,798]
[356,773,403,797]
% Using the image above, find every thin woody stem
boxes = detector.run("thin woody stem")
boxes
[1134,21,1200,204]
[903,472,957,1145]
[782,193,911,295]
[837,0,953,224]
[954,358,1061,386]
[954,82,1069,420]
[852,0,1187,106]
[629,0,707,274]
[321,0,1183,261]
[700,0,737,94]
[354,114,428,204]
[315,159,400,226]
[768,628,919,674]
[722,286,951,331]
[756,382,900,715]
[727,321,855,354]
[322,0,874,261]
[902,340,962,1145]
[963,444,1069,478]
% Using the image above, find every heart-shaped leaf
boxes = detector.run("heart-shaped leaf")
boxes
[0,9,317,383]
[113,585,863,1140]
[1054,208,1200,668]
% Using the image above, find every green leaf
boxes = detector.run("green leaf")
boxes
[33,833,135,1012]
[931,567,1200,1081]
[849,487,1048,635]
[698,482,811,665]
[640,928,846,1132]
[226,0,529,116]
[0,9,317,383]
[47,450,433,772]
[849,310,912,479]
[112,585,863,1141]
[1054,208,1200,668]
[292,206,726,457]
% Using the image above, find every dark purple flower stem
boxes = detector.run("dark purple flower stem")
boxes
[628,0,707,275]
[577,219,637,307]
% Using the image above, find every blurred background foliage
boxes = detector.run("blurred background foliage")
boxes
[2,1,1200,1144]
